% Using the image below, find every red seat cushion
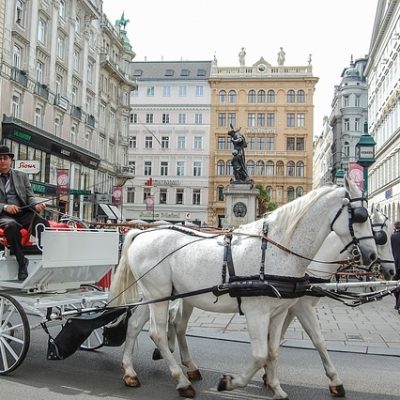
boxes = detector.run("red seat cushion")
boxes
[0,228,32,246]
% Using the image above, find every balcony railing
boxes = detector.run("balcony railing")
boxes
[35,83,49,100]
[71,106,82,120]
[11,67,28,87]
[54,94,69,110]
[86,114,95,127]
[115,165,135,178]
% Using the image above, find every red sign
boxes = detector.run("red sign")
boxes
[112,185,122,205]
[56,169,69,195]
[145,194,154,211]
[348,162,364,190]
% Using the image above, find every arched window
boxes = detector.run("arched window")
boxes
[246,160,255,176]
[344,141,350,157]
[217,160,225,176]
[228,90,237,104]
[287,187,295,202]
[226,160,232,176]
[217,185,224,201]
[276,161,284,176]
[256,160,265,176]
[287,161,295,176]
[248,90,256,103]
[297,90,305,103]
[258,89,265,103]
[266,186,273,200]
[267,90,275,103]
[296,186,304,198]
[296,161,304,177]
[266,160,274,176]
[219,90,226,103]
[287,90,295,103]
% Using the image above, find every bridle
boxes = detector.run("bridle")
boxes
[330,192,374,260]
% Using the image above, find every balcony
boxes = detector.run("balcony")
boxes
[35,83,49,100]
[86,114,95,127]
[11,67,28,87]
[71,105,82,120]
[54,94,69,110]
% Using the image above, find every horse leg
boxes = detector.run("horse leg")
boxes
[294,301,345,397]
[148,302,195,398]
[122,305,150,387]
[264,310,290,400]
[172,301,202,381]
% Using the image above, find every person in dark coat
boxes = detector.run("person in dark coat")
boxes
[390,221,400,313]
[0,145,49,280]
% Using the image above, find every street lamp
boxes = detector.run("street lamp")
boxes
[335,168,346,186]
[355,129,376,195]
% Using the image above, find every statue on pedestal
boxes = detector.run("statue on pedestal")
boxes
[228,125,252,183]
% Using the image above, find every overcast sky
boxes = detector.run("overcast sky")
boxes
[103,0,378,137]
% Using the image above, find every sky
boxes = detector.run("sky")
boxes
[103,0,378,137]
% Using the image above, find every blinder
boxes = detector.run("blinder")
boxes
[372,227,388,245]
[351,206,369,223]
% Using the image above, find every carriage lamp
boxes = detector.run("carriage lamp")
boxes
[355,129,376,194]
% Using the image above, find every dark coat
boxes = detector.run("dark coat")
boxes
[390,230,400,276]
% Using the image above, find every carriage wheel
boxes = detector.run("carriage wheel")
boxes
[0,293,30,375]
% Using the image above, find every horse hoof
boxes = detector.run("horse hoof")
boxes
[123,375,141,387]
[329,384,345,397]
[262,372,268,386]
[187,369,203,381]
[177,385,195,398]
[152,348,163,360]
[217,374,233,391]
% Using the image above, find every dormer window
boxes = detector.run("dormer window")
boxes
[180,69,190,76]
[165,69,174,76]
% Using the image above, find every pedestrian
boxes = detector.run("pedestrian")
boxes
[390,220,400,313]
[0,145,49,280]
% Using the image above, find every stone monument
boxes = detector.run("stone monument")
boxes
[223,125,259,227]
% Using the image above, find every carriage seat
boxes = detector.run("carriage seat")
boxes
[0,227,32,247]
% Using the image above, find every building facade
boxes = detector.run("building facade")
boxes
[125,61,212,225]
[365,0,400,220]
[0,0,136,222]
[208,54,318,226]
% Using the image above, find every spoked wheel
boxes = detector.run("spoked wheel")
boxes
[0,293,30,375]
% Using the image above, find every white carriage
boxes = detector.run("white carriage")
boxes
[0,227,120,374]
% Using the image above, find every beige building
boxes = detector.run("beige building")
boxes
[208,54,318,226]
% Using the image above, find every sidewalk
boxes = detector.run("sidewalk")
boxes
[185,294,400,357]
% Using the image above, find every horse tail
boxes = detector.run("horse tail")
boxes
[108,229,142,306]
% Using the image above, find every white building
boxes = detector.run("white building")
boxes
[365,0,400,220]
[124,61,212,225]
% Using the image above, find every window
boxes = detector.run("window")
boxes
[16,0,24,25]
[59,0,65,18]
[36,61,44,83]
[38,18,47,44]
[193,161,202,176]
[226,160,232,176]
[87,61,94,83]
[194,136,202,150]
[248,90,256,103]
[192,189,201,205]
[196,86,204,96]
[178,113,186,124]
[296,138,304,151]
[34,105,43,128]
[343,95,349,107]
[276,161,284,176]
[145,136,153,149]
[217,186,224,202]
[146,113,154,123]
[162,114,170,124]
[195,113,202,124]
[219,90,226,103]
[344,141,350,156]
[266,161,274,176]
[130,113,137,124]
[287,113,295,127]
[248,113,256,127]
[179,86,187,96]
[247,137,255,150]
[176,189,184,205]
[70,124,77,144]
[228,90,237,103]
[218,113,226,127]
[288,187,295,202]
[128,161,136,175]
[287,137,295,150]
[160,188,167,204]
[287,90,295,103]
[267,90,275,103]
[355,95,361,107]
[217,136,226,150]
[296,187,304,197]
[129,136,136,148]
[355,117,361,131]
[287,161,295,176]
[296,161,304,176]
[228,113,236,127]
[217,160,225,175]
[177,137,186,149]
[127,187,135,203]
[257,137,265,150]
[247,161,255,176]
[54,114,62,136]
[344,118,350,131]
[56,36,64,58]
[160,161,168,176]
[256,161,265,175]
[266,137,274,151]
[75,16,81,33]
[258,90,266,103]
[177,161,185,176]
[163,86,171,97]
[297,113,305,127]
[266,186,273,200]
[257,113,265,127]
[55,74,63,95]
[73,49,80,71]
[71,86,78,105]
[146,86,155,96]
[267,113,275,127]
[143,189,151,203]
[161,136,169,149]
[144,161,152,176]
[297,90,305,103]
[13,44,21,68]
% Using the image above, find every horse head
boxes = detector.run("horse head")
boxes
[329,177,377,266]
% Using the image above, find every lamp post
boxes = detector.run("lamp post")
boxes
[355,130,376,195]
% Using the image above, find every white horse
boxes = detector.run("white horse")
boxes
[109,179,377,399]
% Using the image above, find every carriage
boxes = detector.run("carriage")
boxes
[0,224,121,374]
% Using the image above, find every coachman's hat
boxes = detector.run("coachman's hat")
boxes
[0,146,14,158]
